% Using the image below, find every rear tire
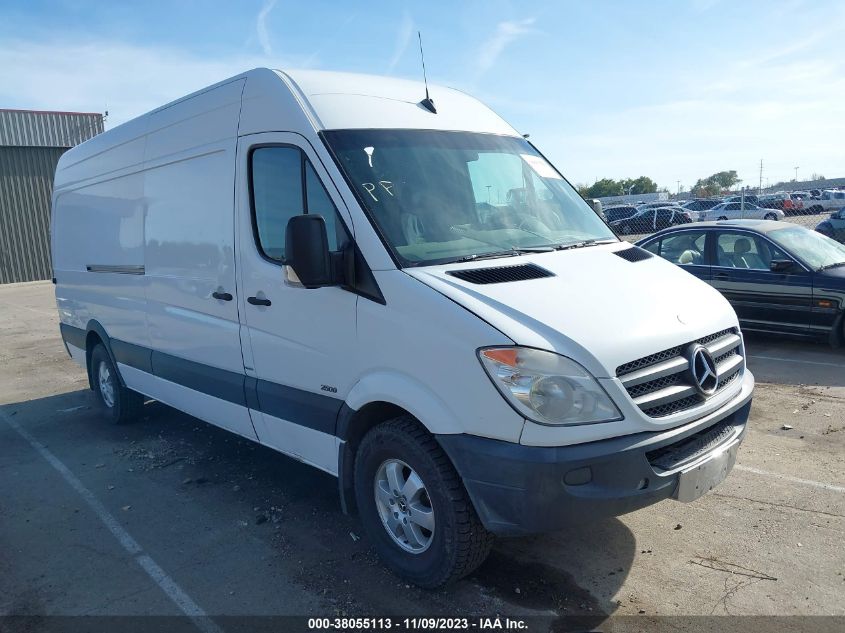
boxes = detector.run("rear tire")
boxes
[354,416,494,588]
[90,344,143,424]
[718,216,728,221]
[764,212,777,221]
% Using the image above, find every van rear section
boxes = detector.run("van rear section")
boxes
[53,68,753,587]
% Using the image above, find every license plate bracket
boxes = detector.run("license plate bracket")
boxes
[673,440,740,502]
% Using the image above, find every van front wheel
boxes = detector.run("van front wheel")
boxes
[90,344,143,424]
[354,416,494,588]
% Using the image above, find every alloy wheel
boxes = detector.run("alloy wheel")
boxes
[374,459,435,554]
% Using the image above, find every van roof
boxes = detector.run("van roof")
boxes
[54,68,521,190]
[275,68,519,135]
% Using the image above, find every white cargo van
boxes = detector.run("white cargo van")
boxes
[52,68,753,587]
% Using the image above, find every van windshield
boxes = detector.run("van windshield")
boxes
[323,130,616,266]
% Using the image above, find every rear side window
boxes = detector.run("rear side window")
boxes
[645,231,707,265]
[251,146,342,262]
[661,231,707,265]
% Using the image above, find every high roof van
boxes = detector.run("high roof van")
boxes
[52,68,754,587]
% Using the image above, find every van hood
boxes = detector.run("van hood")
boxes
[404,242,739,379]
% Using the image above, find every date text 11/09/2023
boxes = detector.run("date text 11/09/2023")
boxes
[307,617,529,630]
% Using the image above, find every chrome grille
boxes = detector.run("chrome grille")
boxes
[616,329,744,418]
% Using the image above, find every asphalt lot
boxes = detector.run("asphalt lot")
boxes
[1,281,844,629]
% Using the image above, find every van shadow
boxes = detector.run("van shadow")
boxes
[2,389,636,619]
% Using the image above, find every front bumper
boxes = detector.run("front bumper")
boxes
[437,372,753,536]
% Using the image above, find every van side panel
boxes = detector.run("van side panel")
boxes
[53,164,148,349]
[141,79,257,439]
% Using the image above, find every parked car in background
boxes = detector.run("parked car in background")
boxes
[637,220,845,344]
[804,190,845,216]
[681,198,721,212]
[723,194,759,205]
[758,192,804,216]
[699,202,783,222]
[609,207,692,234]
[636,201,681,210]
[603,205,639,223]
[816,207,845,244]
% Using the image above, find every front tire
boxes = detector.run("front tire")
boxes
[354,416,494,588]
[90,344,143,424]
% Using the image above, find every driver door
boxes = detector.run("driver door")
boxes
[235,133,359,473]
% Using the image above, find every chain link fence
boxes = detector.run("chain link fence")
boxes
[594,180,845,245]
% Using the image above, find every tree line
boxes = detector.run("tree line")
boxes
[578,170,745,199]
[577,177,659,199]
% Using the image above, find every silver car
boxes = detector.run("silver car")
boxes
[699,202,784,222]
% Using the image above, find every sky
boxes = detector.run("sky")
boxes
[1,0,843,192]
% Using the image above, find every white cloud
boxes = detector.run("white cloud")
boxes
[476,18,535,77]
[0,38,310,127]
[256,0,278,56]
[386,11,414,74]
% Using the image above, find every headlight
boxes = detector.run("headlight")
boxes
[478,347,622,426]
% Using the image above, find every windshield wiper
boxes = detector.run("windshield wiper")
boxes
[555,239,617,251]
[454,246,554,263]
[818,261,845,271]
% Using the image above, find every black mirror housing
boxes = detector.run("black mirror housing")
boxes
[285,215,334,288]
[770,259,794,273]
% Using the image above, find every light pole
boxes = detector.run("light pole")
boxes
[627,184,635,201]
[794,166,799,182]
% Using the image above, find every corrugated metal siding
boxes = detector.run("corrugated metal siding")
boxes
[0,110,103,283]
[0,147,66,283]
[0,110,104,148]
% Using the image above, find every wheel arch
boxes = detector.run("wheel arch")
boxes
[336,373,468,515]
[83,320,123,389]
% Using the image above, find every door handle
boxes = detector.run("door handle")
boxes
[247,296,272,307]
[212,291,233,301]
[714,272,730,281]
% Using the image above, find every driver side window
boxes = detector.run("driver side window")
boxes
[251,146,343,262]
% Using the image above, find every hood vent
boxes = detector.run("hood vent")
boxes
[614,246,654,262]
[447,263,554,284]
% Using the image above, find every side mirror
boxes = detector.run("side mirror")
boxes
[284,215,334,288]
[770,259,795,273]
